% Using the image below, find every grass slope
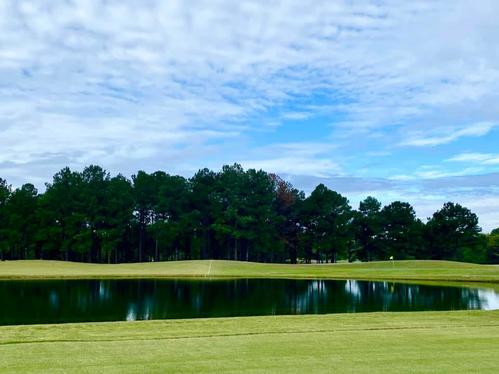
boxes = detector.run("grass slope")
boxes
[0,259,498,282]
[0,310,498,373]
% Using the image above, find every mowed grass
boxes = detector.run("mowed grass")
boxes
[1,263,498,373]
[0,259,498,282]
[0,310,498,373]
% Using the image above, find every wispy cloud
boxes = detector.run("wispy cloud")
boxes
[447,153,499,165]
[243,157,341,178]
[389,167,486,181]
[241,142,340,177]
[400,122,497,147]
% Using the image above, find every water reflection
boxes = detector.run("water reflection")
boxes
[0,279,497,325]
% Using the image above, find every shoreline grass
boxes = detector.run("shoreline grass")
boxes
[1,310,498,373]
[0,259,498,283]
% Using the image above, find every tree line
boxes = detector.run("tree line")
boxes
[0,164,498,264]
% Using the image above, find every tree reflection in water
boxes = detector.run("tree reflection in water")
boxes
[0,279,497,325]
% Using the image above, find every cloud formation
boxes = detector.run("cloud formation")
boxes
[447,153,499,165]
[401,122,497,147]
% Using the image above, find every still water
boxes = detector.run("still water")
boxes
[1,279,498,325]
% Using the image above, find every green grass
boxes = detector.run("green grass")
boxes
[1,261,498,372]
[0,310,498,373]
[1,259,498,283]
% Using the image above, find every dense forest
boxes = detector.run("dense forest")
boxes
[0,164,498,264]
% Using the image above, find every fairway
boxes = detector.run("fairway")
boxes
[0,310,498,373]
[1,259,498,283]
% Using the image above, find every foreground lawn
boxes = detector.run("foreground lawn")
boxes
[0,310,497,373]
[0,259,498,282]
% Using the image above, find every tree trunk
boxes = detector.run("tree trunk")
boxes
[155,239,159,262]
[234,238,238,261]
[290,246,297,264]
[138,222,144,262]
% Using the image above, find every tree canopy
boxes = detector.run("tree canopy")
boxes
[0,165,495,264]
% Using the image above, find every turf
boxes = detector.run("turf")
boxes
[0,310,498,373]
[0,259,498,283]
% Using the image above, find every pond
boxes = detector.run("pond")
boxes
[1,278,498,325]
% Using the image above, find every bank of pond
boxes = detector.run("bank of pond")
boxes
[1,278,498,325]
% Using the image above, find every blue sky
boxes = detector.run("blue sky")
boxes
[0,0,498,230]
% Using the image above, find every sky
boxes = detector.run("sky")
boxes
[0,0,498,231]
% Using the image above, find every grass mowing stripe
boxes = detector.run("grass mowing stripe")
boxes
[3,323,499,346]
[206,259,213,277]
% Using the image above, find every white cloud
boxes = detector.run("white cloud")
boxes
[388,167,486,181]
[241,142,340,177]
[242,157,341,178]
[447,153,499,165]
[280,112,312,121]
[400,122,497,147]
